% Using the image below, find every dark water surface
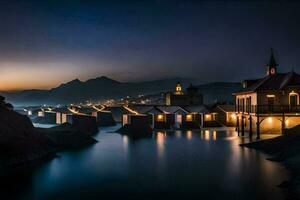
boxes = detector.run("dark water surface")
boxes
[0,126,289,200]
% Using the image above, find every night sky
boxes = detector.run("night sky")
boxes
[0,0,300,91]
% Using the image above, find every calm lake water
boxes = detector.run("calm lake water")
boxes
[0,125,290,200]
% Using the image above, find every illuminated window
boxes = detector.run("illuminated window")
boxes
[174,82,183,95]
[230,113,236,119]
[289,91,299,106]
[186,114,193,122]
[204,114,212,121]
[157,114,165,122]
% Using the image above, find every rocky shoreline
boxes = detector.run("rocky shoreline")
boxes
[240,126,300,200]
[0,96,98,170]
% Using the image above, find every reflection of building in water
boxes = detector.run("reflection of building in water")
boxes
[165,82,203,106]
[156,132,166,157]
[204,130,210,140]
[186,130,193,140]
[213,130,217,141]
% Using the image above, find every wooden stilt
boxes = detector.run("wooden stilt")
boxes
[237,115,240,136]
[241,115,245,136]
[256,115,260,140]
[249,115,253,138]
[282,113,285,135]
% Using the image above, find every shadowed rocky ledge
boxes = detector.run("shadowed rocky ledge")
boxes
[241,126,300,200]
[0,96,97,169]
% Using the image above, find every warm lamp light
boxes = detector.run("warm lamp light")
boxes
[268,117,272,123]
[186,114,193,121]
[157,114,164,121]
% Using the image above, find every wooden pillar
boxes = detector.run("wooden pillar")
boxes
[241,115,245,136]
[282,113,285,135]
[201,114,204,127]
[236,115,240,136]
[249,115,253,138]
[256,115,260,140]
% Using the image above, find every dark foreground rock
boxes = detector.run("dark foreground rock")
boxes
[0,96,98,169]
[241,125,300,200]
[117,124,153,138]
[0,105,56,169]
[38,123,97,149]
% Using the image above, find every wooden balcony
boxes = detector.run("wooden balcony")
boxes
[236,105,300,114]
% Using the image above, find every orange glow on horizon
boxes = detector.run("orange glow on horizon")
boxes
[0,62,87,91]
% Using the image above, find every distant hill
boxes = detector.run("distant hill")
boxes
[196,82,242,104]
[1,76,242,106]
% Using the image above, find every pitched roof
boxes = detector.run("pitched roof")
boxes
[105,106,133,114]
[156,106,188,114]
[128,105,154,114]
[234,71,300,94]
[183,105,211,114]
[77,107,98,114]
[53,107,73,114]
[216,105,235,112]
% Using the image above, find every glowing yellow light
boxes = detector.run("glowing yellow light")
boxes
[268,117,272,123]
[205,114,212,121]
[266,94,275,97]
[204,130,210,140]
[186,114,193,121]
[157,114,164,121]
[231,114,236,119]
[285,119,289,126]
[213,130,217,141]
[123,106,139,114]
[187,130,192,140]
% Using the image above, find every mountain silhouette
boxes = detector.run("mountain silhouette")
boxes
[1,76,241,106]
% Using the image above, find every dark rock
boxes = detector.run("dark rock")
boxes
[38,123,97,149]
[117,124,153,138]
[72,115,99,135]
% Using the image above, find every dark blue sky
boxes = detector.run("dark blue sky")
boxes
[0,0,300,90]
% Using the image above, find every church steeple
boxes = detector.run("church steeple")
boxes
[174,82,183,95]
[267,48,278,76]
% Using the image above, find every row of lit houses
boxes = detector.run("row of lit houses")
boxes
[20,104,237,130]
[121,105,236,130]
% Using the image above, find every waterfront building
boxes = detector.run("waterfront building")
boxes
[105,106,134,122]
[165,82,203,106]
[183,105,221,127]
[234,49,300,138]
[213,104,236,127]
[54,107,74,124]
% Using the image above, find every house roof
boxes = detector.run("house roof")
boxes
[77,107,98,114]
[53,107,73,114]
[128,105,154,114]
[216,105,235,113]
[234,71,300,94]
[156,106,188,114]
[183,105,211,114]
[105,106,133,114]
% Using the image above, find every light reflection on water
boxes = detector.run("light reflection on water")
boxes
[0,126,289,200]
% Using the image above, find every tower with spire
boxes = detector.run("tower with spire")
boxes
[266,48,278,76]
